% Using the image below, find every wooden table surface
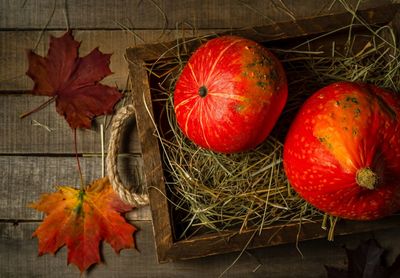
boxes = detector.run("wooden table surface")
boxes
[1,1,400,277]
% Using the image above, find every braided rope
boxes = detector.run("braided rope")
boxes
[106,104,149,207]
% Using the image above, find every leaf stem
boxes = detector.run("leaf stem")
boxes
[19,96,56,119]
[73,128,85,189]
[100,124,105,177]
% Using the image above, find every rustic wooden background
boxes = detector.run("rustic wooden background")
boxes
[1,0,400,277]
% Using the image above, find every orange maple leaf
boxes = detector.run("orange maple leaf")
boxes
[30,177,135,272]
[25,31,122,129]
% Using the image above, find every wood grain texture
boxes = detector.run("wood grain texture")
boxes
[129,57,174,263]
[127,3,400,62]
[0,29,227,91]
[0,95,143,154]
[165,216,400,261]
[0,156,151,221]
[0,1,394,92]
[1,0,400,276]
[0,0,389,30]
[1,221,400,277]
[0,30,184,91]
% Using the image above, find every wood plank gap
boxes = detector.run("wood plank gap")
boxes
[0,27,238,31]
[0,89,131,94]
[0,153,84,157]
[0,219,148,223]
[0,91,29,95]
[0,219,42,224]
[0,153,142,157]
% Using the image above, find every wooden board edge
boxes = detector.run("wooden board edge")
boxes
[126,3,400,62]
[162,215,400,262]
[228,3,400,44]
[129,58,174,263]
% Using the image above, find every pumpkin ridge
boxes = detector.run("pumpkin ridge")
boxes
[184,101,198,136]
[204,38,242,85]
[198,100,211,149]
[207,92,247,102]
[174,95,198,111]
[188,62,200,85]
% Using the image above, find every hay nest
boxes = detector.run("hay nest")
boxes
[146,3,400,239]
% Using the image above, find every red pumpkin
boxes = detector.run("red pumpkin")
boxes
[173,36,287,153]
[283,81,400,220]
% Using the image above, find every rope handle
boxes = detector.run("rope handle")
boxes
[106,104,149,207]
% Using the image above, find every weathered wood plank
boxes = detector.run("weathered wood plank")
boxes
[0,30,156,91]
[130,53,174,263]
[1,221,399,277]
[0,156,151,221]
[0,0,390,30]
[0,29,200,91]
[127,3,400,63]
[0,2,396,91]
[1,1,399,276]
[0,94,143,154]
[0,30,127,91]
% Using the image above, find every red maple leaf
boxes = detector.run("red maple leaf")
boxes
[25,31,122,129]
[30,177,136,272]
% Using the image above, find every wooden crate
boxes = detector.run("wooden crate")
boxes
[127,3,400,263]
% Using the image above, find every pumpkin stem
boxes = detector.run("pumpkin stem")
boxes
[356,167,378,190]
[198,86,208,98]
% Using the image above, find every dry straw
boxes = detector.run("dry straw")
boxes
[145,2,400,240]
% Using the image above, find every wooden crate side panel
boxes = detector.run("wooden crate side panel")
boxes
[127,3,400,62]
[165,216,400,261]
[129,59,174,262]
[233,4,400,42]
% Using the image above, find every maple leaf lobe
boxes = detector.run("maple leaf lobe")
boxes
[26,51,54,96]
[47,31,80,88]
[26,31,122,129]
[31,177,135,272]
